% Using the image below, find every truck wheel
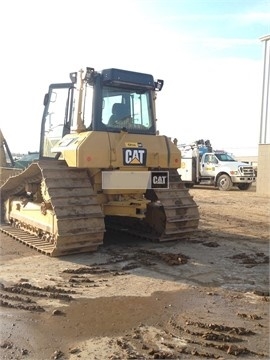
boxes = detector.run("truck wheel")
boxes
[217,174,233,191]
[238,183,252,190]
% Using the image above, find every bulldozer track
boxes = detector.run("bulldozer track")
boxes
[0,160,105,256]
[0,224,56,255]
[106,170,200,242]
[1,163,199,256]
[153,170,199,241]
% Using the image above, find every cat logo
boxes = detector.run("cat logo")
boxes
[151,171,169,188]
[123,148,147,165]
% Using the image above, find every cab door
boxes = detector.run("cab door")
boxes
[200,154,218,177]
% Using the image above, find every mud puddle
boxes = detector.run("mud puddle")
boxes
[1,287,268,359]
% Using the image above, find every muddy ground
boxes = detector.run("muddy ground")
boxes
[0,185,269,360]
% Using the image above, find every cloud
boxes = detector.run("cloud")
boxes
[238,11,270,26]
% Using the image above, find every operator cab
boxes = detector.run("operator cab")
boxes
[39,68,163,158]
[95,68,163,135]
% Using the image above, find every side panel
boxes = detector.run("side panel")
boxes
[178,158,193,181]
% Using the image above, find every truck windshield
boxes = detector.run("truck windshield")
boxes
[101,86,155,134]
[215,153,236,161]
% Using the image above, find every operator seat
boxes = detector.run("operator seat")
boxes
[108,103,130,126]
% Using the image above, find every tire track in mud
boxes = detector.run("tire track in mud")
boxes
[229,252,269,268]
[2,246,267,311]
[63,248,269,359]
[0,248,150,313]
[1,244,269,359]
[0,281,76,312]
[106,317,266,359]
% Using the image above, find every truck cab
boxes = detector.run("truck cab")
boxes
[200,151,256,190]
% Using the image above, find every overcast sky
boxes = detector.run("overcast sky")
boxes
[1,0,269,155]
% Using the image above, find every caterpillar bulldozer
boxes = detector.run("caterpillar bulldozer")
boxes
[0,67,199,256]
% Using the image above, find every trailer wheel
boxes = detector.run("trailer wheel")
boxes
[217,174,233,191]
[238,183,252,190]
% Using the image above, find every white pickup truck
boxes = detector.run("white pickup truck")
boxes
[178,144,256,191]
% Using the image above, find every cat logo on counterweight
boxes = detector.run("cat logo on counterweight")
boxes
[123,148,147,165]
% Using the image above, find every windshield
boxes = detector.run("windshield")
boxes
[215,153,236,161]
[101,86,154,133]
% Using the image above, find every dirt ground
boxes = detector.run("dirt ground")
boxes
[0,185,269,360]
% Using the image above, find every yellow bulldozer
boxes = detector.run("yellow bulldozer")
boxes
[0,67,199,256]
